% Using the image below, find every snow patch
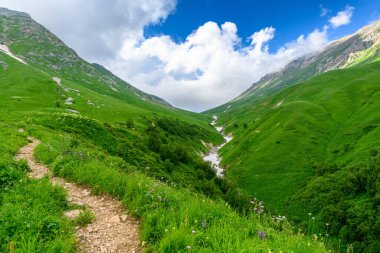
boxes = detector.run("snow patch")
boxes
[0,45,27,65]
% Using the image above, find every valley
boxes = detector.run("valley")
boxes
[0,6,379,253]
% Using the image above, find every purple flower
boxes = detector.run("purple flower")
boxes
[258,230,266,240]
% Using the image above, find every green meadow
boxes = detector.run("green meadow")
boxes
[0,37,324,252]
[207,61,380,251]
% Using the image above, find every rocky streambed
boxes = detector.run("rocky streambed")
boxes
[203,115,233,177]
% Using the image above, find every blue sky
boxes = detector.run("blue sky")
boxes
[1,0,379,111]
[146,0,380,52]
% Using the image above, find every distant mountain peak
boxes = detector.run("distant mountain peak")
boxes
[0,7,31,18]
[237,19,380,102]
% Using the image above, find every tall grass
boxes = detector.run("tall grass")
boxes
[0,123,76,252]
[34,130,325,252]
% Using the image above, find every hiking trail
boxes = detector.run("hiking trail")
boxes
[16,137,141,253]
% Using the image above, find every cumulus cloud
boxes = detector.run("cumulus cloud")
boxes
[0,0,331,111]
[109,24,328,111]
[249,27,275,53]
[329,6,355,28]
[0,0,176,62]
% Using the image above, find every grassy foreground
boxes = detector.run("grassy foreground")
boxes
[0,42,325,252]
[32,124,325,252]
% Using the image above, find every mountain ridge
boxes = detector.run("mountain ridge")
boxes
[241,19,380,99]
[206,19,380,114]
[0,7,171,107]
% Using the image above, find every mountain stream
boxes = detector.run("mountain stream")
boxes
[203,115,233,177]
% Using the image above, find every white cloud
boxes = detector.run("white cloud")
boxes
[319,4,330,17]
[108,24,329,111]
[0,0,176,62]
[249,27,275,53]
[0,0,331,111]
[329,6,355,28]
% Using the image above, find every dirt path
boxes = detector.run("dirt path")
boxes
[16,137,141,253]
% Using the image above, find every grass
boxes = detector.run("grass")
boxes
[0,51,325,252]
[0,9,368,252]
[206,61,380,250]
[32,128,325,252]
[0,123,76,252]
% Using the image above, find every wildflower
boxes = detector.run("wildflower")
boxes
[202,219,207,228]
[187,245,191,249]
[192,230,196,234]
[258,230,266,240]
[308,213,312,216]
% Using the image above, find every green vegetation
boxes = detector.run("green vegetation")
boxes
[207,61,380,251]
[32,128,324,252]
[4,8,378,252]
[0,13,323,253]
[291,157,380,252]
[0,124,76,252]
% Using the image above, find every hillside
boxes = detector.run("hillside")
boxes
[207,25,380,251]
[208,20,380,114]
[0,7,171,107]
[0,7,324,252]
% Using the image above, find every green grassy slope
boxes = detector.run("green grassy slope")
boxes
[0,49,226,193]
[0,23,325,253]
[0,8,168,106]
[207,20,380,115]
[210,61,380,250]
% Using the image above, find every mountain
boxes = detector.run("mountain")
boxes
[0,7,325,252]
[0,7,170,107]
[209,20,380,114]
[207,21,380,251]
[0,6,226,191]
